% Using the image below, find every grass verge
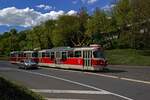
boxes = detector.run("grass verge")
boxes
[105,49,150,66]
[0,55,9,61]
[0,76,44,100]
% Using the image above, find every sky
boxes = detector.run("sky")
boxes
[0,0,115,33]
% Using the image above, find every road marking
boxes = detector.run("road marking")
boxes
[16,69,133,100]
[120,77,150,84]
[0,67,13,70]
[85,72,150,85]
[31,89,110,94]
[41,67,150,85]
[45,98,85,100]
[40,67,118,79]
[85,72,118,79]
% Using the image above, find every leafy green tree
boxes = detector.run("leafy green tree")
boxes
[51,29,66,46]
[86,8,117,48]
[9,29,19,51]
[43,20,55,48]
[53,15,83,46]
[113,0,134,48]
[131,0,150,49]
[32,25,47,49]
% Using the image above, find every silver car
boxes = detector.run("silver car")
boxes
[18,59,38,70]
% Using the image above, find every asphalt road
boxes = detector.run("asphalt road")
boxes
[0,61,150,100]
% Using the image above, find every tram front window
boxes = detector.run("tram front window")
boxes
[93,51,105,58]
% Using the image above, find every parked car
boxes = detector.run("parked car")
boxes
[18,59,38,70]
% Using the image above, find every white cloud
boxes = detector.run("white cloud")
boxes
[0,7,77,27]
[36,10,65,23]
[81,0,98,4]
[36,4,53,10]
[67,10,77,16]
[101,4,116,11]
[0,7,40,27]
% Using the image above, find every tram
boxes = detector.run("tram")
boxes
[10,51,38,64]
[10,44,107,71]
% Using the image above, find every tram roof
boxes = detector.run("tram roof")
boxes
[10,51,20,54]
[73,47,101,51]
[11,51,26,53]
[39,46,102,52]
[50,47,73,52]
[38,49,51,52]
[23,51,34,53]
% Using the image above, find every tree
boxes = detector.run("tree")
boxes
[113,0,134,48]
[131,0,150,49]
[52,15,84,46]
[43,20,55,48]
[32,25,46,49]
[9,29,19,51]
[86,8,117,48]
[78,7,89,33]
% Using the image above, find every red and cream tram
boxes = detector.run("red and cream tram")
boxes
[10,44,107,71]
[10,51,38,64]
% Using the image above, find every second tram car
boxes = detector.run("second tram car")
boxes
[10,44,107,71]
[10,51,38,64]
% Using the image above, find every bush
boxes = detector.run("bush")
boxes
[0,77,44,100]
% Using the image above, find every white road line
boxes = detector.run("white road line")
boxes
[85,72,118,79]
[120,78,150,84]
[31,89,110,94]
[85,72,150,85]
[16,69,133,100]
[41,67,150,85]
[45,98,84,100]
[40,67,118,79]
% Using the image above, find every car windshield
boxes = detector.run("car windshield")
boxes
[93,50,105,58]
[25,59,34,63]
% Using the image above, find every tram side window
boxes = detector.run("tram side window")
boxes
[62,52,67,59]
[18,53,21,57]
[45,52,50,57]
[32,52,38,57]
[68,51,73,57]
[20,53,23,57]
[51,52,54,59]
[74,51,81,57]
[26,53,29,57]
[42,52,45,57]
[38,52,42,57]
[20,53,24,57]
[23,53,26,57]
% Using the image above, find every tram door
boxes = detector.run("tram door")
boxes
[83,50,92,69]
[55,51,61,64]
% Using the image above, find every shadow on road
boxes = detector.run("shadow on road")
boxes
[58,67,127,74]
[99,68,127,73]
